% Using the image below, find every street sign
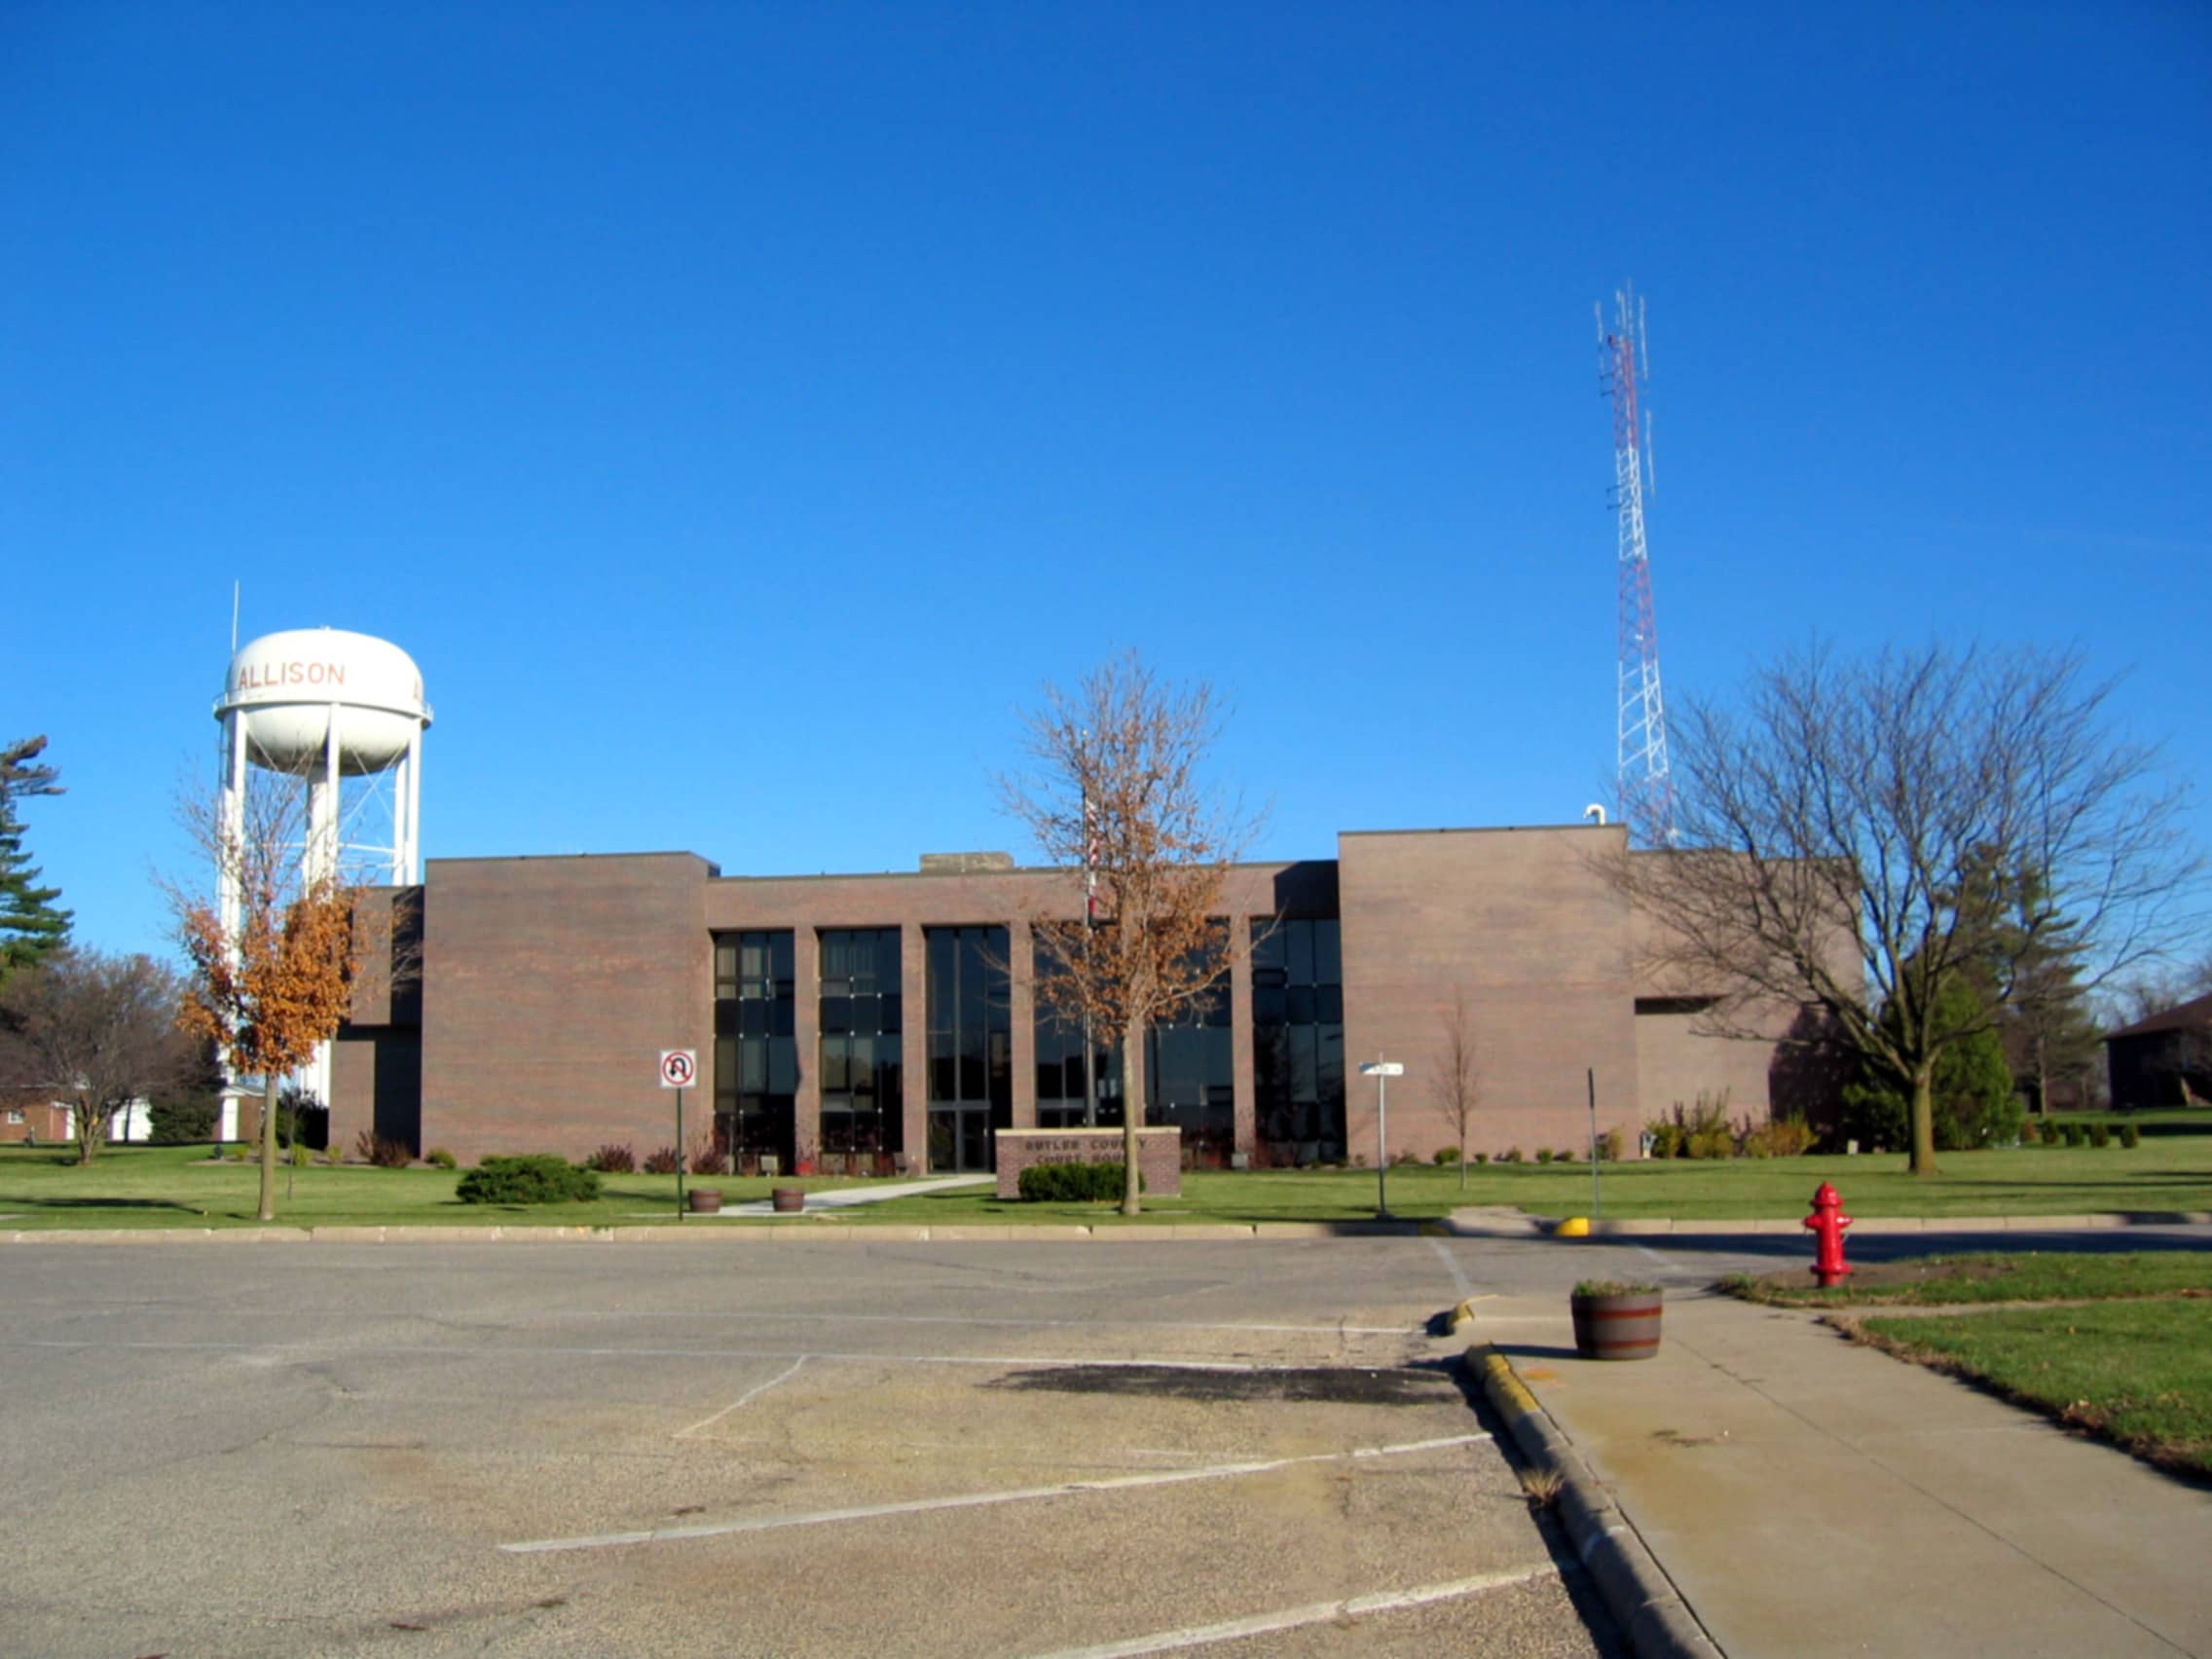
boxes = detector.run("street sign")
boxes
[658,1050,697,1089]
[1359,1061,1404,1077]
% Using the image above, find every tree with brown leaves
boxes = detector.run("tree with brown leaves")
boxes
[0,948,194,1163]
[1000,652,1259,1215]
[1605,641,2201,1176]
[171,773,357,1222]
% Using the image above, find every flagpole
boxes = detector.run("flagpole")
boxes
[1082,743,1098,1128]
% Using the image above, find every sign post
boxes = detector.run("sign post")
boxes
[1359,1060,1404,1220]
[1587,1067,1603,1222]
[660,1050,697,1218]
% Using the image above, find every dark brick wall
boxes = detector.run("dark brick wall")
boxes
[1338,825,1641,1160]
[419,854,714,1163]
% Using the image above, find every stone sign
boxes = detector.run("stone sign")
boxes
[994,1126,1183,1199]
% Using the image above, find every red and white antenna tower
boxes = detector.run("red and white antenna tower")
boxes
[1598,283,1675,846]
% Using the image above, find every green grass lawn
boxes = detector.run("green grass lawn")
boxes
[3,1136,2210,1230]
[1723,1250,2212,1308]
[1722,1251,2212,1479]
[1859,1301,2212,1479]
[0,1144,876,1230]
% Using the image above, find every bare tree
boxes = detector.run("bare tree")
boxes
[1606,642,2200,1176]
[168,770,358,1222]
[999,652,1259,1214]
[0,949,195,1163]
[1433,985,1479,1189]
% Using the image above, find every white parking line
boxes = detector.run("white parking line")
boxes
[498,1432,1494,1554]
[674,1355,807,1439]
[65,1309,1415,1337]
[1022,1567,1560,1657]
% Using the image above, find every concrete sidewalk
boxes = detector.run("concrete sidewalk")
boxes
[1473,1290,2211,1658]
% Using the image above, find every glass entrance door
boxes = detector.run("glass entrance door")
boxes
[926,927,1010,1172]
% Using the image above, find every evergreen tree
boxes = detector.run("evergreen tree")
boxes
[1842,968,2020,1151]
[0,736,70,992]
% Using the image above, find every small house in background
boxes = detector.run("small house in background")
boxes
[2104,993,2212,1110]
[0,1095,71,1145]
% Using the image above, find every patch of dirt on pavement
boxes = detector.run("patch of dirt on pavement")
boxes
[983,1364,1459,1406]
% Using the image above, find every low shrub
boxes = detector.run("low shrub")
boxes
[641,1146,681,1175]
[323,1143,345,1165]
[1644,1119,1684,1160]
[1433,1146,1461,1165]
[1554,1148,1576,1163]
[1742,1118,1816,1159]
[289,1139,312,1168]
[1598,1128,1624,1162]
[1017,1161,1138,1202]
[2120,1122,2142,1149]
[455,1155,602,1206]
[1473,1150,1490,1165]
[1535,1148,1554,1164]
[689,1139,726,1178]
[2088,1122,2112,1150]
[1684,1126,1734,1161]
[586,1143,637,1174]
[2019,1119,2041,1145]
[1498,1147,1523,1164]
[1573,1278,1659,1299]
[426,1147,457,1169]
[353,1129,413,1167]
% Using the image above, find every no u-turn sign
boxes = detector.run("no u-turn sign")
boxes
[659,1050,697,1089]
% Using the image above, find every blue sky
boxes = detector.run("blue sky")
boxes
[9,3,2210,961]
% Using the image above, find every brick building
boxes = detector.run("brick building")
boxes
[334,822,1826,1171]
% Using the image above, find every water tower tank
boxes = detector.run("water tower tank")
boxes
[218,628,431,774]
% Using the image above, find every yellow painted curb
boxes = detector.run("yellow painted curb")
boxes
[1447,1297,1477,1333]
[1467,1342,1539,1423]
[1555,1215,1591,1237]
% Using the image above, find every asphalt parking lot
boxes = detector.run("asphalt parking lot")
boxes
[0,1235,1625,1658]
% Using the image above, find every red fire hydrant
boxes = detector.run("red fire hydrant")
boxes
[1804,1182,1853,1287]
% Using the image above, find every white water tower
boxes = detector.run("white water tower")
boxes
[213,627,431,1113]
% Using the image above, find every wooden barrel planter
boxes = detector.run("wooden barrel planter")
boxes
[1570,1283,1663,1361]
[770,1187,805,1214]
[686,1188,723,1214]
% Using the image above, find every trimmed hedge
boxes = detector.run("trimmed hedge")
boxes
[455,1155,602,1205]
[1017,1161,1140,1202]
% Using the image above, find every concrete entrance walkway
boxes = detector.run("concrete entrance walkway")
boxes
[719,1172,993,1216]
[1474,1288,2212,1657]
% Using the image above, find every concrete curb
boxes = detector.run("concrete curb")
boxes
[0,1218,1434,1245]
[1458,1210,2212,1239]
[1467,1342,1723,1659]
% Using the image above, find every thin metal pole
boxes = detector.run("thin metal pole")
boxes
[1588,1068,1602,1222]
[1376,1056,1389,1219]
[676,1088,685,1218]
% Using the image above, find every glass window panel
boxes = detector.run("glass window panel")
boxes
[1314,920,1342,985]
[718,940,739,981]
[742,1040,769,1091]
[771,933,793,978]
[1250,921,1284,972]
[880,992,903,1033]
[1287,920,1313,986]
[821,1043,848,1095]
[852,993,879,1035]
[768,1039,796,1094]
[931,1054,955,1101]
[1254,985,1286,1025]
[1319,984,1344,1023]
[1286,985,1315,1026]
